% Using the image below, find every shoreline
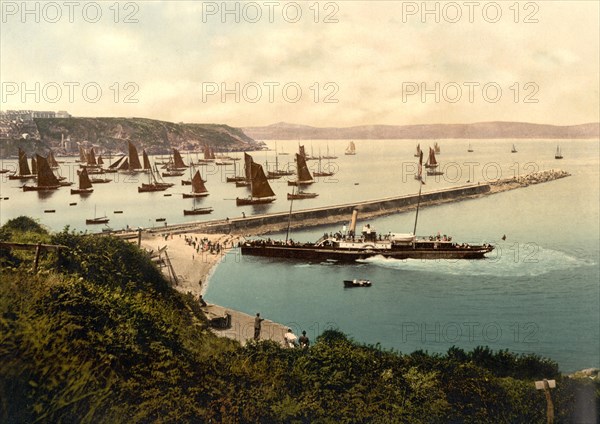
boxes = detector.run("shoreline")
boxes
[139,232,290,346]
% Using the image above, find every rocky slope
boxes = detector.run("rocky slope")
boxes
[30,117,261,154]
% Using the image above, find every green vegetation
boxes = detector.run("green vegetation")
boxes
[1,217,598,423]
[31,117,259,155]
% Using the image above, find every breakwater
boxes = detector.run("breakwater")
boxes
[115,169,568,238]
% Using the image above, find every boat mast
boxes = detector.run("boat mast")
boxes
[285,186,295,243]
[412,183,423,238]
[413,149,424,238]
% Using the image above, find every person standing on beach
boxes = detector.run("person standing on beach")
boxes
[254,313,264,340]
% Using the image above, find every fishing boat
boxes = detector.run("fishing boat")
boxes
[70,168,94,194]
[414,143,421,157]
[47,150,60,169]
[122,141,143,173]
[90,176,112,184]
[267,150,294,178]
[467,143,474,152]
[425,147,444,176]
[163,148,188,171]
[434,141,441,154]
[138,165,172,192]
[287,191,318,200]
[105,155,126,173]
[555,145,563,159]
[511,144,518,153]
[8,148,36,180]
[162,170,185,177]
[183,205,214,215]
[322,143,337,159]
[313,156,335,177]
[288,153,314,186]
[236,162,276,206]
[343,279,371,288]
[182,170,209,198]
[345,141,356,155]
[86,206,109,225]
[196,144,216,164]
[23,155,61,191]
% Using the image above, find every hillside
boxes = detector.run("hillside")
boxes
[1,217,598,423]
[2,117,262,157]
[244,121,600,140]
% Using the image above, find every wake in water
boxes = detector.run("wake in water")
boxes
[358,243,596,278]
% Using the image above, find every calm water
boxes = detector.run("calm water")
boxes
[1,139,598,371]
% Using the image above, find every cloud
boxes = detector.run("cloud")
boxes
[1,1,598,126]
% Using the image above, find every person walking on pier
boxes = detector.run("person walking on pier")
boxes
[254,313,264,340]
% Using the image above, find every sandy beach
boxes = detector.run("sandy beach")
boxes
[140,231,290,346]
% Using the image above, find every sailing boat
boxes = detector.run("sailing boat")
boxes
[414,143,422,157]
[163,148,188,174]
[47,150,60,169]
[124,141,143,173]
[287,190,318,200]
[434,142,441,154]
[182,170,209,198]
[288,153,314,186]
[236,162,276,205]
[86,205,109,224]
[467,143,474,152]
[142,150,152,172]
[345,141,356,155]
[8,148,36,180]
[268,150,294,178]
[23,155,61,191]
[183,198,213,215]
[425,147,444,176]
[322,143,337,159]
[71,168,94,194]
[555,145,563,159]
[105,155,125,173]
[313,155,334,177]
[511,144,518,153]
[138,165,173,192]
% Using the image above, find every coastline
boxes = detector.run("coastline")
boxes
[139,232,290,346]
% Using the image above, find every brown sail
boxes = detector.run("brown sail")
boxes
[20,148,32,175]
[97,155,104,165]
[78,145,86,162]
[48,150,60,168]
[236,162,276,205]
[425,147,438,168]
[87,147,97,165]
[299,145,306,158]
[128,141,143,170]
[109,155,126,169]
[182,170,209,198]
[71,168,94,194]
[23,155,60,191]
[31,156,37,175]
[118,158,130,170]
[172,149,187,169]
[287,153,314,187]
[142,150,152,170]
[244,153,254,180]
[250,162,275,198]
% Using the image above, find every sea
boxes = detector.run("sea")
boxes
[1,138,598,372]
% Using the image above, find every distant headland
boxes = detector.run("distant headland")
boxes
[244,121,600,140]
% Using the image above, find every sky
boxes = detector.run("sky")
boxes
[1,0,599,127]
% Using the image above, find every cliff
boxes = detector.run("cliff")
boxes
[29,117,262,155]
